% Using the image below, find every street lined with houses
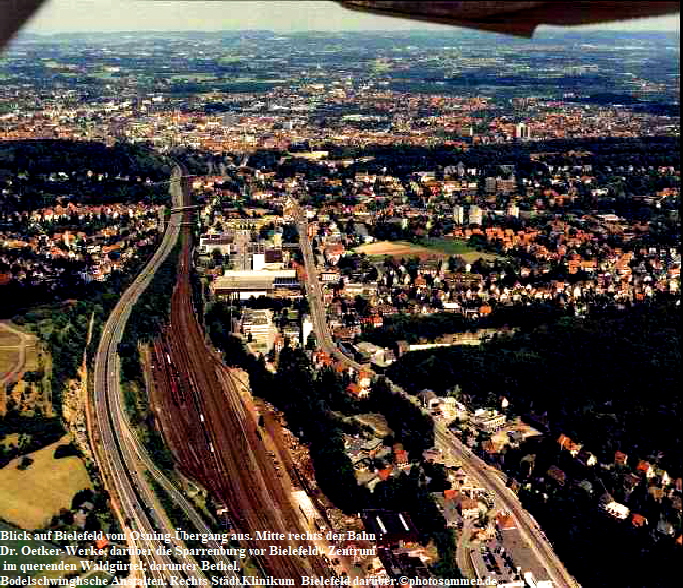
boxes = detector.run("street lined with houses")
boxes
[293,195,578,588]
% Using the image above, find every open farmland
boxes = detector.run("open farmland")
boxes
[0,435,91,529]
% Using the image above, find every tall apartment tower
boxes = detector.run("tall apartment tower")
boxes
[515,122,530,140]
[454,205,465,225]
[469,205,483,226]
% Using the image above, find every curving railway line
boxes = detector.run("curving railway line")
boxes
[91,166,209,585]
[151,166,333,583]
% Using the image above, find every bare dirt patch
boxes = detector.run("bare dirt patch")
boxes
[354,240,445,257]
[0,330,21,346]
[0,349,20,374]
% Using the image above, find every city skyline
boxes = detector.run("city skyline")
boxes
[22,0,681,33]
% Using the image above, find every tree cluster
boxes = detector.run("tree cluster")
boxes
[0,140,170,213]
[387,302,681,476]
[506,435,680,586]
[369,378,434,460]
[0,412,65,468]
[118,244,180,385]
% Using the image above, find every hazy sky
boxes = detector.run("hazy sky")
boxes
[23,0,680,33]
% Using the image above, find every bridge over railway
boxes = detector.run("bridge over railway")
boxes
[170,204,200,213]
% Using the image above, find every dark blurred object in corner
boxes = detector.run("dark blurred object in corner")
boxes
[1,0,47,50]
[338,1,681,36]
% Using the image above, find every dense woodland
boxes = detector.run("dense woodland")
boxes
[116,243,180,472]
[386,301,681,585]
[119,244,180,383]
[0,412,64,468]
[0,140,170,213]
[364,303,573,344]
[499,436,680,587]
[388,302,681,477]
[368,377,434,460]
[0,140,169,177]
[326,137,680,176]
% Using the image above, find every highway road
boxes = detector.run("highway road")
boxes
[90,166,210,585]
[292,198,579,588]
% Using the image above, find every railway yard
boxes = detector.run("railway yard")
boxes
[147,184,333,583]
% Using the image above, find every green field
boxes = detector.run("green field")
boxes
[420,238,474,254]
[0,436,92,529]
[170,73,219,81]
[420,238,502,261]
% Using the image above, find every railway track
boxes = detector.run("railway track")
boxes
[91,166,209,586]
[151,168,332,583]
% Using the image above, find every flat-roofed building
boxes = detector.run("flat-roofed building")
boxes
[241,308,276,352]
[211,269,299,301]
[199,233,234,255]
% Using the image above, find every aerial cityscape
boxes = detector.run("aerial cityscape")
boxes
[0,2,679,588]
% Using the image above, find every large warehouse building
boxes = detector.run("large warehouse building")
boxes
[210,269,301,301]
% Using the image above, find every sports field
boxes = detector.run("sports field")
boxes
[354,240,445,257]
[354,239,501,262]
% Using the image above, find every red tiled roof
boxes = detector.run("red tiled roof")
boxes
[378,467,392,481]
[637,460,651,473]
[443,488,458,500]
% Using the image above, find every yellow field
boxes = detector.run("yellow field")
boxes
[0,349,20,373]
[0,330,21,346]
[354,240,445,257]
[0,435,92,529]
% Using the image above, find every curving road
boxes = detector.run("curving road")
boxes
[292,198,579,588]
[90,166,209,585]
[434,422,578,587]
[291,201,365,372]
